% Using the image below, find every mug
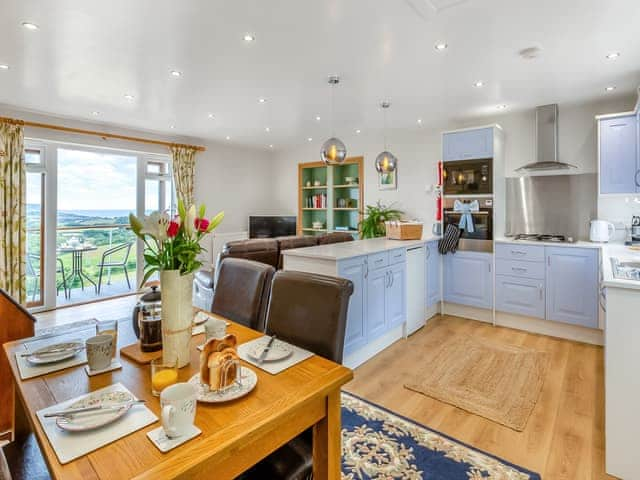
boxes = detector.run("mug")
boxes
[204,317,227,341]
[86,335,113,371]
[160,383,197,438]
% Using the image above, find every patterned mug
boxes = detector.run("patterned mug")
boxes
[85,335,113,371]
[160,383,197,438]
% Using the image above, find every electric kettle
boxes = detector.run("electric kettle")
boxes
[589,219,615,243]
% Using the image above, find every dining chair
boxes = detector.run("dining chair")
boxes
[2,434,49,480]
[25,254,40,303]
[0,447,10,480]
[239,270,353,480]
[96,242,133,294]
[211,258,275,332]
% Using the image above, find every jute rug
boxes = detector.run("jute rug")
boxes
[404,335,549,431]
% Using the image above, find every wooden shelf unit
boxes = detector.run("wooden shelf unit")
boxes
[298,157,364,237]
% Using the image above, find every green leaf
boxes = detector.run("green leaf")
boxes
[139,266,158,289]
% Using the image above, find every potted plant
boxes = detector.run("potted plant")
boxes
[358,201,403,239]
[130,201,224,367]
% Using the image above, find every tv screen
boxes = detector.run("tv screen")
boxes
[249,215,297,238]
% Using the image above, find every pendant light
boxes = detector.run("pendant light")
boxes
[320,75,347,165]
[375,101,397,174]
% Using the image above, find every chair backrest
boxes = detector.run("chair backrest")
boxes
[0,289,36,434]
[103,242,133,262]
[211,258,275,332]
[265,271,354,363]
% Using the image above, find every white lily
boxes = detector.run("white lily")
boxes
[184,205,196,237]
[140,211,170,242]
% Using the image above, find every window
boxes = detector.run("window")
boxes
[25,147,46,307]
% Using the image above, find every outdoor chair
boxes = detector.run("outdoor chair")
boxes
[96,242,133,294]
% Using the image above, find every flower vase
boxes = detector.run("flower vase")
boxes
[160,269,193,368]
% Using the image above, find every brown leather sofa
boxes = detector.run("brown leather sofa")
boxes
[192,232,354,311]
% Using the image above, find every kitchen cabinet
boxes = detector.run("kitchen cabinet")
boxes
[443,127,494,161]
[443,251,493,309]
[366,256,407,341]
[386,263,406,329]
[545,247,599,328]
[338,257,367,355]
[599,114,639,194]
[495,275,545,319]
[426,240,441,307]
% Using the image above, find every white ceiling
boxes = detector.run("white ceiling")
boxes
[0,0,639,150]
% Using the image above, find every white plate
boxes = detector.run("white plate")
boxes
[26,342,84,365]
[247,340,293,363]
[55,391,135,432]
[189,367,257,403]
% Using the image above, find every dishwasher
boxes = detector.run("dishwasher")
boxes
[406,245,427,336]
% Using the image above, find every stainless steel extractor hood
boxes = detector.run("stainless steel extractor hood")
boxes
[516,104,577,172]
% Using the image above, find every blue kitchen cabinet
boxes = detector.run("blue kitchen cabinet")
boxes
[338,257,367,355]
[545,247,599,328]
[443,251,493,309]
[599,114,638,194]
[495,275,545,319]
[426,240,441,307]
[386,263,406,328]
[366,266,388,342]
[443,127,494,161]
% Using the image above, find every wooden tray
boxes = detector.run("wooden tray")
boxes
[120,342,162,364]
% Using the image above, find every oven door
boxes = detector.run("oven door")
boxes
[443,160,492,195]
[443,209,493,251]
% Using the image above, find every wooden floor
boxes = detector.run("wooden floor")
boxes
[35,301,612,479]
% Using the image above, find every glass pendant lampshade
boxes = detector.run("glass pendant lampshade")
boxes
[321,137,347,164]
[375,150,397,173]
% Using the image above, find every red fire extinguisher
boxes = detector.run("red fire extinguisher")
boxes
[434,161,443,235]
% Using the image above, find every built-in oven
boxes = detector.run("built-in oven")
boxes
[443,196,493,252]
[442,159,492,195]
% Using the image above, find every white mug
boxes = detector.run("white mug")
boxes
[86,335,113,371]
[160,383,197,438]
[204,317,227,341]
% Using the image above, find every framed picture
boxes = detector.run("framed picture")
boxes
[378,170,397,190]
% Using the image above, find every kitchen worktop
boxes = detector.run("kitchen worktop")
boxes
[601,243,640,290]
[282,236,440,261]
[495,237,603,249]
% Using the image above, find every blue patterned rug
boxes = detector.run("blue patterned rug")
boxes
[341,392,541,480]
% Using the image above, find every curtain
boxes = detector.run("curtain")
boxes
[170,145,197,207]
[0,121,26,304]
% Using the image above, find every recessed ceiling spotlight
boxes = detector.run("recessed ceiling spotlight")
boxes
[269,144,274,148]
[265,127,270,132]
[91,111,100,116]
[170,70,182,77]
[315,115,321,121]
[417,118,423,125]
[356,129,361,134]
[0,64,9,70]
[473,81,484,88]
[258,98,266,103]
[606,52,620,60]
[496,104,508,109]
[605,86,616,92]
[207,113,214,119]
[307,137,313,142]
[124,94,134,101]
[226,135,231,140]
[170,125,175,129]
[243,33,255,42]
[21,22,39,30]
[434,42,448,51]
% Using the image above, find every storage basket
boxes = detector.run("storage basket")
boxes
[385,221,423,240]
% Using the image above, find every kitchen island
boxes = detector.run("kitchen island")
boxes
[282,236,440,368]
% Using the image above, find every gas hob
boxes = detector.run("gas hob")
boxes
[512,233,576,243]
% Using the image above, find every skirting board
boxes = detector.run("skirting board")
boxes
[443,302,493,323]
[344,324,404,370]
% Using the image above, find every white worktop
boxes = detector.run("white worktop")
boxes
[495,237,602,249]
[601,243,640,290]
[282,236,440,261]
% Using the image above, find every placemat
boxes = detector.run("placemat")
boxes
[237,336,314,375]
[36,383,157,464]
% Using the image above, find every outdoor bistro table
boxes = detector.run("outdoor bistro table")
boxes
[56,245,98,294]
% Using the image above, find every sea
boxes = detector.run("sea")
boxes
[58,209,133,218]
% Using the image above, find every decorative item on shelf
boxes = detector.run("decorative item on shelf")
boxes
[313,179,321,186]
[305,180,311,187]
[337,198,347,208]
[358,201,403,239]
[344,176,358,185]
[130,201,224,368]
[346,199,357,208]
[312,221,324,230]
[320,75,347,165]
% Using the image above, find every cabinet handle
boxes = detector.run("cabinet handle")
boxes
[390,271,394,287]
[511,250,526,256]
[512,267,527,273]
[547,257,551,267]
[426,247,431,259]
[488,262,492,273]
[364,259,368,279]
[539,284,543,300]
[635,169,640,188]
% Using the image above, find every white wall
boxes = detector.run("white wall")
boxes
[272,95,636,234]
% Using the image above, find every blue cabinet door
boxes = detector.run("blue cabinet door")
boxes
[599,115,638,194]
[443,251,493,309]
[366,267,388,341]
[443,127,494,161]
[495,274,545,319]
[427,240,441,307]
[546,247,598,328]
[338,257,367,355]
[386,263,406,328]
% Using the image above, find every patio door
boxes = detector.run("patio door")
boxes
[25,140,173,312]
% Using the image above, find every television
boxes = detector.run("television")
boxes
[249,215,297,238]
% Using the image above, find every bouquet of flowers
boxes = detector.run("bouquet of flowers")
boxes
[129,200,224,285]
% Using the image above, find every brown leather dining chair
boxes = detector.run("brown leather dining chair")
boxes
[238,270,354,480]
[211,258,275,332]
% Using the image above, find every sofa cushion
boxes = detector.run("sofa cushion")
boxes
[220,238,279,269]
[194,269,215,289]
[275,236,319,269]
[317,232,355,245]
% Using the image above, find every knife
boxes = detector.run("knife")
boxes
[21,346,85,357]
[44,400,146,418]
[257,335,277,365]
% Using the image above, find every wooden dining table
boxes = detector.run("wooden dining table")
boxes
[3,317,353,479]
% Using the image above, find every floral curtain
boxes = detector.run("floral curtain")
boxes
[0,121,26,304]
[170,145,197,207]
